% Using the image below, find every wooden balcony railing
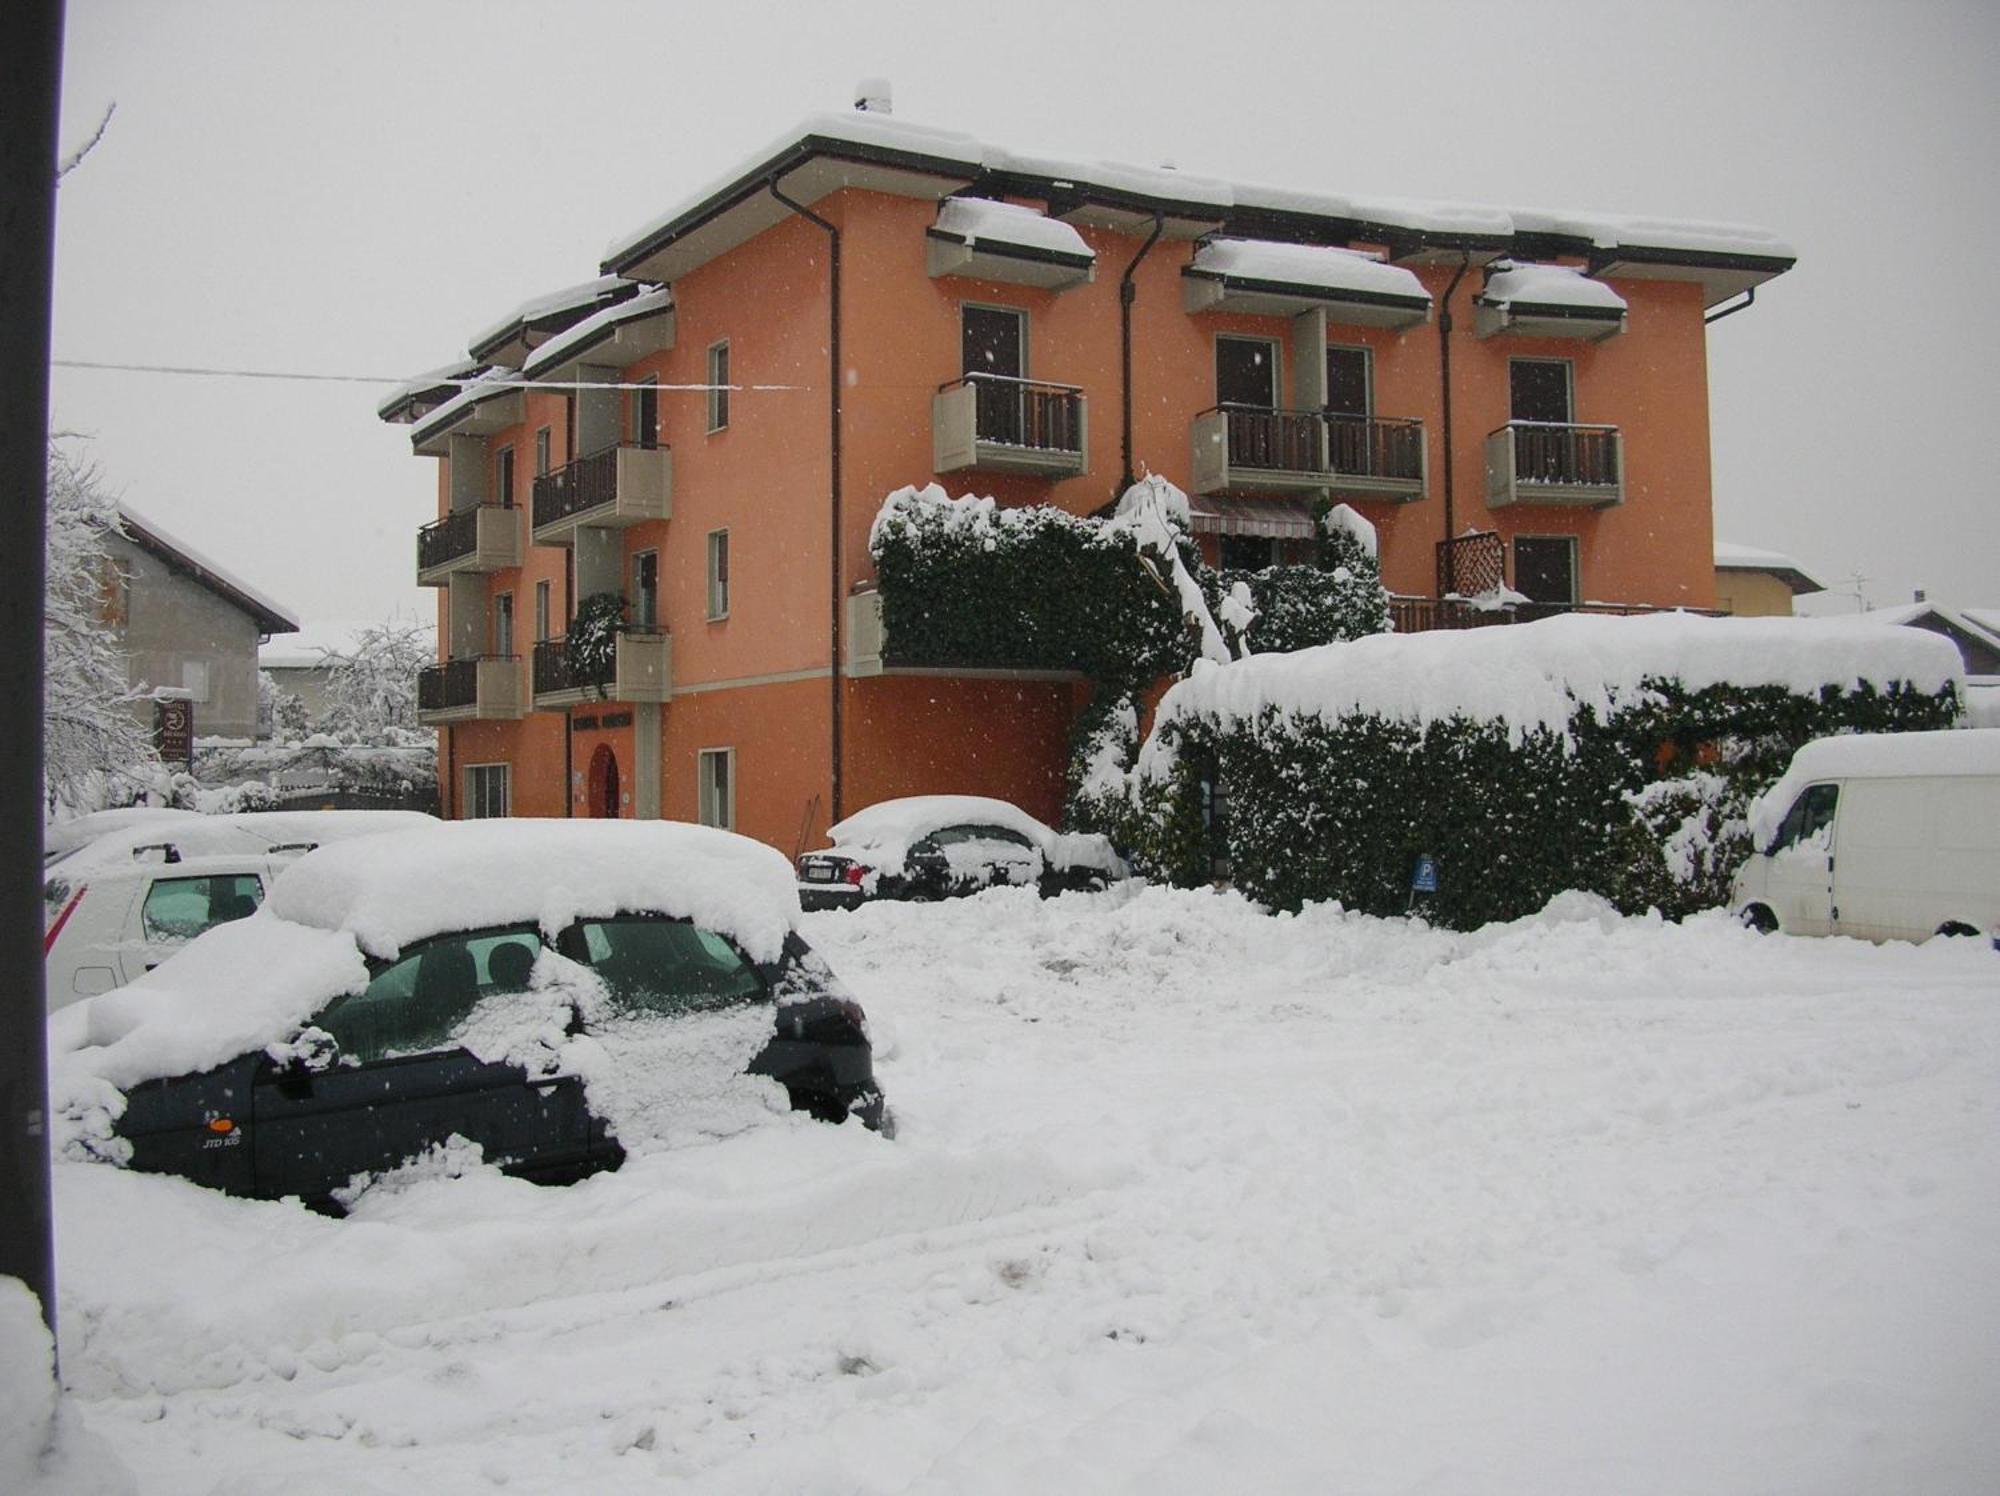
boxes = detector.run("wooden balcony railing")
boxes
[953,374,1085,455]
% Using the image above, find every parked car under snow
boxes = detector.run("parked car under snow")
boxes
[797,795,1126,911]
[49,820,887,1212]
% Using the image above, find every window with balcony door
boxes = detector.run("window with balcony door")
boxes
[1216,335,1278,409]
[961,304,1027,446]
[534,580,551,642]
[1326,346,1371,418]
[534,427,552,478]
[1509,359,1572,424]
[1513,536,1577,617]
[494,592,514,657]
[494,445,515,508]
[706,530,730,620]
[707,342,730,433]
[631,377,658,450]
[632,551,659,631]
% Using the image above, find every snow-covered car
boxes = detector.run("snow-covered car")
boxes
[49,820,887,1211]
[797,795,1126,911]
[42,809,438,1009]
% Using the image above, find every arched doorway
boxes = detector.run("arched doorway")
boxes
[587,744,620,819]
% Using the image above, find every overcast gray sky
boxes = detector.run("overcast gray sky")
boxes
[51,0,2000,626]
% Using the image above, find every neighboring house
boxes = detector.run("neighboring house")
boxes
[1839,603,2000,728]
[258,619,436,731]
[1714,541,1824,617]
[380,103,1794,848]
[107,505,298,743]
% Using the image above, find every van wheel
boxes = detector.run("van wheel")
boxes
[1935,922,1979,940]
[1740,904,1778,934]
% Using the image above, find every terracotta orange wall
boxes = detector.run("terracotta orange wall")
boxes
[661,677,831,852]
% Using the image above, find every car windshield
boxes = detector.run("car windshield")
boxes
[560,916,765,1016]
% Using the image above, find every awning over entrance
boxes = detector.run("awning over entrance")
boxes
[1188,495,1321,539]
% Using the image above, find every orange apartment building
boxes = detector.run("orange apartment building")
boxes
[379,105,1793,853]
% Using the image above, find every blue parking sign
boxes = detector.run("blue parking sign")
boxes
[1411,854,1439,894]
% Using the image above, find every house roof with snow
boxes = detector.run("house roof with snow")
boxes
[1820,602,2000,678]
[1713,542,1825,596]
[115,504,298,637]
[597,110,1794,305]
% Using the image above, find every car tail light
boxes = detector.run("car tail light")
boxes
[43,884,87,956]
[843,864,867,886]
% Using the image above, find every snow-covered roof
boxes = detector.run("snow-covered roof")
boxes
[1713,542,1825,595]
[1184,238,1431,310]
[1144,612,1965,755]
[408,367,519,448]
[931,197,1094,263]
[522,286,675,380]
[114,504,298,636]
[469,275,640,363]
[1747,729,2000,849]
[602,112,1795,303]
[269,819,800,964]
[375,356,483,422]
[1478,261,1627,314]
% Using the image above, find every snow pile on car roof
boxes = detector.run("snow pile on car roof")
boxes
[270,819,800,964]
[1145,611,1966,754]
[48,808,438,875]
[828,796,1054,852]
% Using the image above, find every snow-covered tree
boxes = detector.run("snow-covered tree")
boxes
[258,669,311,742]
[43,445,154,814]
[318,618,432,744]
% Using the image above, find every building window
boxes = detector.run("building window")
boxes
[631,376,658,450]
[534,426,552,477]
[633,550,659,630]
[534,580,551,642]
[494,591,514,657]
[697,748,734,831]
[494,445,515,508]
[706,341,730,432]
[1326,346,1371,418]
[706,529,729,620]
[1219,535,1278,572]
[1216,335,1278,409]
[465,763,510,819]
[962,303,1028,442]
[1509,359,1573,425]
[1513,536,1578,616]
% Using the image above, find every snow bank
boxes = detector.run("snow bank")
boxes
[1145,611,1965,760]
[1747,728,2000,850]
[270,819,800,963]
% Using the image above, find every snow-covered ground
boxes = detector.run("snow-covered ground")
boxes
[30,886,2000,1494]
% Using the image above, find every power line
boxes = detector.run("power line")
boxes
[52,357,803,393]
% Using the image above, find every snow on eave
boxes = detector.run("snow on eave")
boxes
[1714,542,1824,595]
[521,287,674,380]
[1186,238,1430,306]
[114,503,298,636]
[409,367,517,447]
[468,275,640,362]
[597,113,1789,291]
[375,357,482,422]
[931,197,1093,263]
[1145,612,1964,754]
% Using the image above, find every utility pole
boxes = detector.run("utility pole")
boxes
[0,0,65,1339]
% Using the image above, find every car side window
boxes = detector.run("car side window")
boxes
[560,916,764,1015]
[1772,783,1839,853]
[140,874,264,941]
[316,924,542,1063]
[923,825,1035,850]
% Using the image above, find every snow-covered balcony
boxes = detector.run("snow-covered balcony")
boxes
[530,444,672,547]
[1485,421,1624,509]
[415,503,523,587]
[1191,407,1427,500]
[530,630,672,708]
[933,375,1087,477]
[1473,262,1627,342]
[1181,239,1432,327]
[925,198,1096,291]
[416,656,527,725]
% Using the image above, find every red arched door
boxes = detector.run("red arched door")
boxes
[587,744,620,819]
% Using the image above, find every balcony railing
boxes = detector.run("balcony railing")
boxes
[416,655,524,723]
[1485,421,1623,509]
[1388,595,1721,633]
[1191,405,1426,501]
[415,502,521,585]
[530,443,672,544]
[934,374,1087,476]
[532,629,672,706]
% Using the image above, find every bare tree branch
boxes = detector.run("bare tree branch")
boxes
[56,101,116,181]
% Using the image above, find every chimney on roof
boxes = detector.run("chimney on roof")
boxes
[1914,588,1927,603]
[855,78,892,114]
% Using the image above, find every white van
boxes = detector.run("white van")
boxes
[1732,729,2000,944]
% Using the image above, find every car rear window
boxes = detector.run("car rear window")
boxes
[562,917,765,1016]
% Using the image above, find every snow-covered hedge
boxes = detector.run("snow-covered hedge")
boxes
[1122,613,1964,925]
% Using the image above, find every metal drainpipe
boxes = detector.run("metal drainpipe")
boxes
[1119,212,1167,495]
[1436,252,1472,596]
[768,179,845,822]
